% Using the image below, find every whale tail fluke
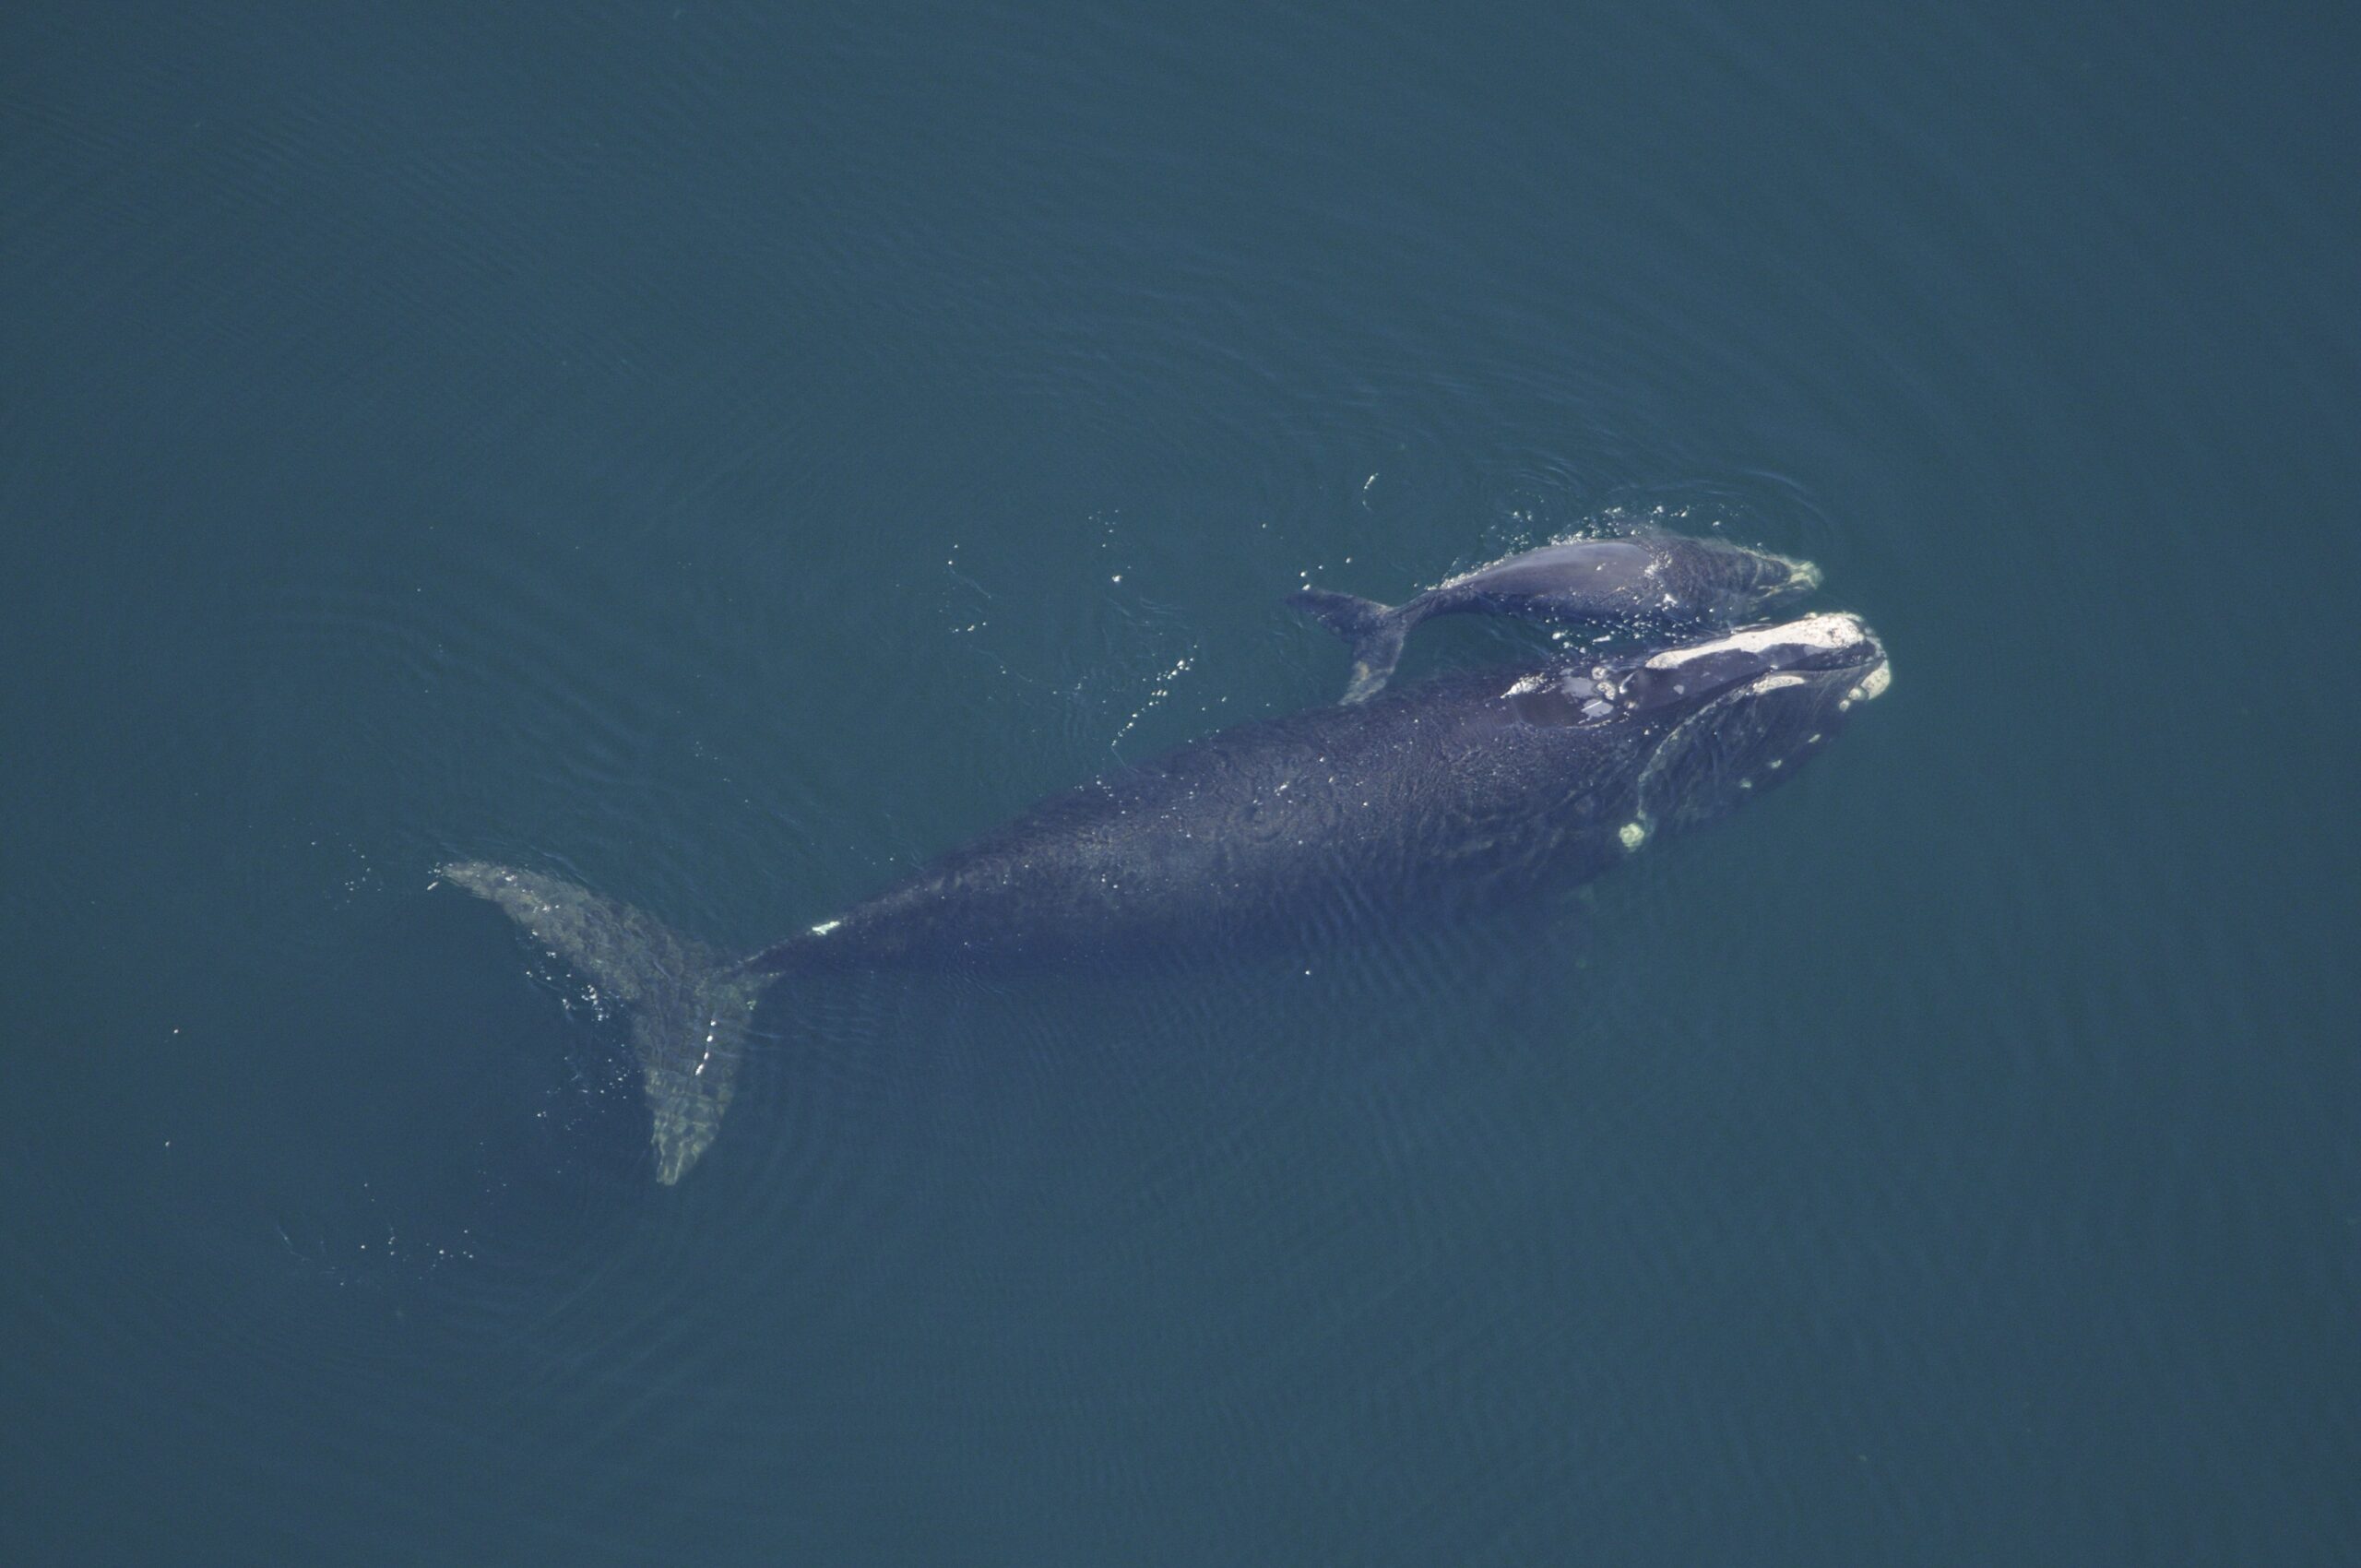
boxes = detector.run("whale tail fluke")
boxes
[1287,587,1409,705]
[441,861,772,1184]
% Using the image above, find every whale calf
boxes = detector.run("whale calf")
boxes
[1290,529,1821,704]
[446,611,1888,1183]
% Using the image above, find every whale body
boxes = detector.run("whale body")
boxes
[446,612,1888,1183]
[1290,529,1821,704]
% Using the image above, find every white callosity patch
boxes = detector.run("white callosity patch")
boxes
[1837,660,1893,712]
[1618,820,1648,849]
[1643,612,1872,671]
[1502,669,1619,723]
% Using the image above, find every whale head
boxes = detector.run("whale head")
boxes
[1603,612,1889,837]
[1633,529,1826,621]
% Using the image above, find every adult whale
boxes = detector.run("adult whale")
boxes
[445,612,1889,1183]
[1290,529,1822,704]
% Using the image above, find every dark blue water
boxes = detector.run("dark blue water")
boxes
[6,4,2355,1562]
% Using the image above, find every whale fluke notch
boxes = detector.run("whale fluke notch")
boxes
[441,861,771,1184]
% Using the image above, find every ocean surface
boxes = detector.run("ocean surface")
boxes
[5,4,2355,1563]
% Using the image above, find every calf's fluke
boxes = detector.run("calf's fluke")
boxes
[1286,587,1409,705]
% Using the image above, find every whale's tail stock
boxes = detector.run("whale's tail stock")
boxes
[440,861,771,1184]
[1287,587,1409,705]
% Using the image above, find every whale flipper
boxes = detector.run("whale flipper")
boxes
[441,861,771,1184]
[1287,587,1412,705]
